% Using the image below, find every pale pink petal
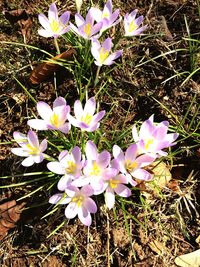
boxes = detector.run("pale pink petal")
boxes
[114,184,131,197]
[49,193,64,204]
[105,187,115,209]
[74,100,83,119]
[27,130,39,148]
[80,185,94,196]
[84,97,96,115]
[72,146,81,163]
[91,110,105,124]
[90,22,103,36]
[132,125,139,142]
[125,144,138,161]
[58,176,72,191]
[58,150,68,161]
[78,206,91,226]
[102,37,113,51]
[84,198,97,213]
[48,3,58,22]
[34,154,44,163]
[27,119,48,130]
[113,145,124,162]
[39,139,48,152]
[11,148,29,157]
[37,101,52,121]
[75,13,85,27]
[47,162,65,174]
[65,202,78,219]
[38,14,50,30]
[58,123,71,134]
[59,11,70,25]
[85,141,98,160]
[90,7,102,22]
[53,97,66,108]
[97,151,110,168]
[131,169,152,181]
[65,186,79,197]
[103,50,122,65]
[13,132,27,145]
[38,28,54,38]
[21,156,34,167]
[136,154,155,167]
[67,114,79,127]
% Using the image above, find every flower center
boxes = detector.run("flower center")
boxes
[144,138,154,151]
[26,144,39,155]
[50,20,60,33]
[72,195,84,207]
[102,11,110,18]
[65,161,76,174]
[50,113,61,128]
[81,113,93,125]
[83,23,91,37]
[128,21,138,32]
[109,178,120,189]
[90,162,101,176]
[125,160,138,172]
[99,48,109,63]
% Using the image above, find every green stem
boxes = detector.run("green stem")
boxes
[54,38,60,54]
[94,66,101,86]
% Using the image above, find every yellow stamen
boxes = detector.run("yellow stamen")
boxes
[109,179,120,189]
[65,161,76,174]
[50,20,60,33]
[125,160,138,172]
[128,21,138,32]
[26,144,39,155]
[72,195,84,207]
[83,23,91,36]
[81,113,93,125]
[50,113,61,128]
[145,139,154,150]
[90,162,101,176]
[99,48,109,64]
[102,11,109,18]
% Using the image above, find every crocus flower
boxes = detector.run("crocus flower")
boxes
[113,144,155,185]
[91,37,122,66]
[124,9,147,37]
[102,168,131,209]
[132,115,179,157]
[90,0,121,32]
[67,97,105,132]
[72,141,111,194]
[28,97,70,134]
[69,9,103,39]
[38,3,70,38]
[49,185,97,226]
[11,130,47,167]
[47,147,85,191]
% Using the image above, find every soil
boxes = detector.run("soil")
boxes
[0,0,200,266]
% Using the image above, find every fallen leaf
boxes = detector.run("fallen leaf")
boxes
[0,200,25,240]
[29,48,76,85]
[3,9,28,24]
[150,161,172,188]
[148,240,168,255]
[175,249,200,267]
[160,16,173,41]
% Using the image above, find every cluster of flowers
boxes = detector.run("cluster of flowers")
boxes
[11,96,179,226]
[38,1,147,66]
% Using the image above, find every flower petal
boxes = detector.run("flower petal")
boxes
[27,119,48,130]
[27,130,39,148]
[65,202,78,219]
[21,156,34,167]
[48,3,58,22]
[105,187,115,209]
[47,162,65,174]
[115,184,131,197]
[84,198,97,213]
[78,206,91,226]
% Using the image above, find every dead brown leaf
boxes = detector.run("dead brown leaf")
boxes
[29,48,76,85]
[0,200,25,240]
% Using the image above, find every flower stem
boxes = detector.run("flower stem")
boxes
[54,38,60,54]
[94,66,101,86]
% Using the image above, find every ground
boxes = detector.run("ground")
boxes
[0,0,200,266]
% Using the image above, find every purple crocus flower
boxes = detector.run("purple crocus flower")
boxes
[69,8,103,39]
[90,0,121,32]
[91,37,122,66]
[28,97,70,134]
[49,185,97,226]
[132,115,179,157]
[113,144,155,185]
[47,147,85,191]
[67,97,105,132]
[102,167,131,209]
[72,141,111,194]
[11,130,47,167]
[124,9,147,37]
[38,3,70,38]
